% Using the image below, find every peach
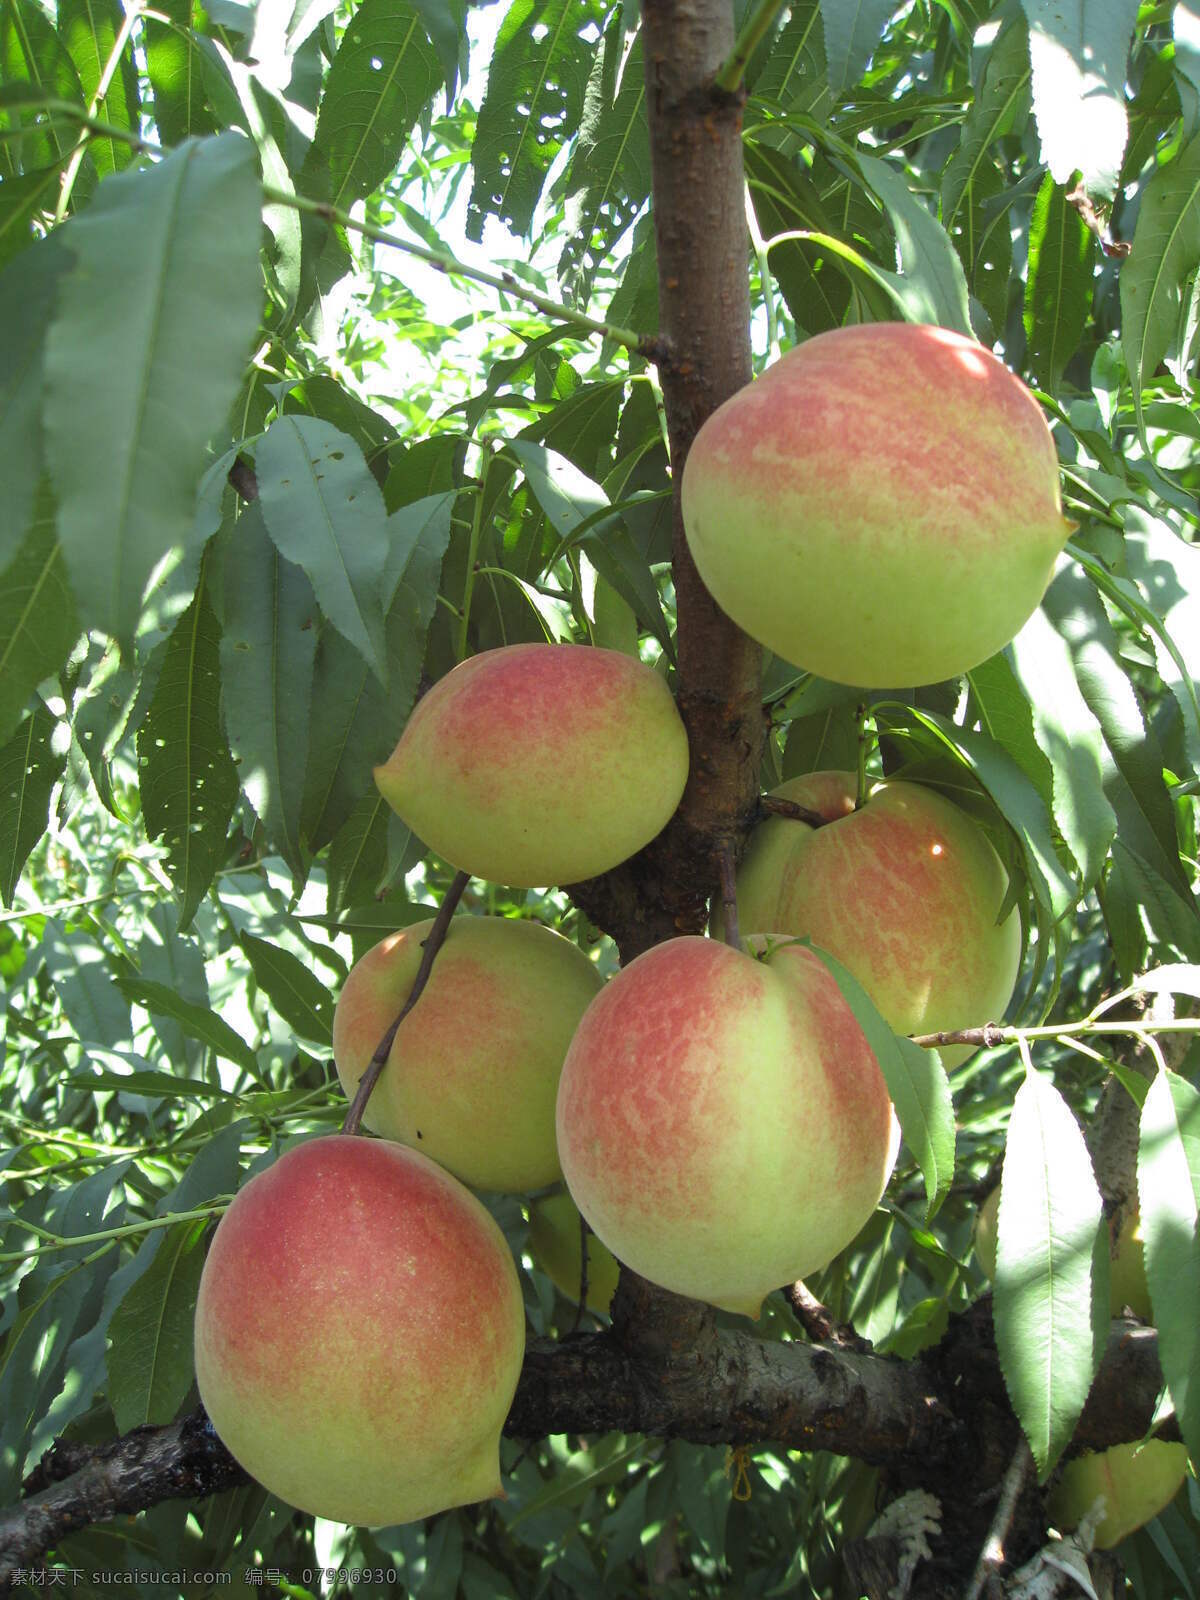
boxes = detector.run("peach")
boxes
[729,772,1021,1067]
[556,935,898,1317]
[529,1189,621,1314]
[374,643,690,887]
[1048,1440,1188,1548]
[333,916,603,1192]
[193,1134,525,1526]
[680,323,1072,686]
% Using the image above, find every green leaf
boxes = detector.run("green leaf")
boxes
[1107,841,1200,963]
[856,153,973,336]
[0,0,86,176]
[300,491,453,852]
[106,1216,208,1430]
[115,976,257,1072]
[993,1066,1105,1477]
[145,0,219,145]
[239,932,333,1046]
[138,579,239,931]
[1023,174,1093,390]
[1008,602,1116,894]
[311,0,441,212]
[946,158,1013,338]
[808,945,955,1218]
[744,139,852,336]
[753,1,832,123]
[1020,0,1138,197]
[218,504,318,881]
[0,700,65,907]
[467,0,607,241]
[941,15,1031,228]
[66,1068,233,1101]
[255,416,390,682]
[0,164,62,269]
[0,235,66,566]
[901,708,1078,921]
[1139,1069,1200,1467]
[0,479,78,744]
[819,0,895,95]
[43,134,262,651]
[324,792,390,918]
[1121,132,1200,437]
[557,24,650,306]
[1123,519,1200,771]
[56,0,140,177]
[1042,564,1186,892]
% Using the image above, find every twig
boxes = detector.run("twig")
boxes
[260,185,665,362]
[568,1210,591,1336]
[712,0,790,93]
[55,6,146,222]
[759,795,828,827]
[1066,183,1131,260]
[340,872,471,1135]
[785,1281,873,1353]
[910,1019,1200,1050]
[964,1436,1032,1600]
[717,840,742,952]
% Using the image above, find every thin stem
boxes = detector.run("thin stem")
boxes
[910,1018,1200,1050]
[855,703,869,810]
[56,3,145,222]
[713,0,790,93]
[717,841,742,952]
[457,451,489,662]
[964,1436,1032,1600]
[0,1202,228,1264]
[340,872,472,1135]
[261,185,660,359]
[760,795,827,828]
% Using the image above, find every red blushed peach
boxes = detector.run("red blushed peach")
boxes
[555,936,898,1317]
[333,915,603,1192]
[193,1135,525,1527]
[728,772,1020,1067]
[680,323,1073,687]
[374,643,690,888]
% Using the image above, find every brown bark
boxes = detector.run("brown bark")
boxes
[566,0,765,962]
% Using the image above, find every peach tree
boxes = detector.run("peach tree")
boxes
[1,1,1199,1596]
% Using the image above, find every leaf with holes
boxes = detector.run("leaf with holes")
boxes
[557,21,649,306]
[311,0,441,212]
[467,0,607,241]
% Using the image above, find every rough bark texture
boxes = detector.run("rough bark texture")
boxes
[566,0,765,962]
[0,1307,1174,1591]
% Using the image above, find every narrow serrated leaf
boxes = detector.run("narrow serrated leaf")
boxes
[1009,603,1116,894]
[0,480,78,744]
[0,701,64,906]
[809,945,955,1217]
[239,932,333,1045]
[219,504,317,880]
[115,976,257,1072]
[857,154,973,335]
[0,236,66,566]
[942,15,1031,227]
[55,0,139,176]
[1139,1070,1200,1466]
[107,1217,207,1430]
[994,1067,1105,1477]
[1121,132,1200,435]
[1023,174,1093,390]
[0,0,85,175]
[43,134,261,650]
[312,0,441,211]
[255,416,389,681]
[467,0,607,241]
[1021,0,1138,197]
[819,0,894,94]
[138,580,239,930]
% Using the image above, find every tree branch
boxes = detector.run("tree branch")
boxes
[0,1309,1174,1587]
